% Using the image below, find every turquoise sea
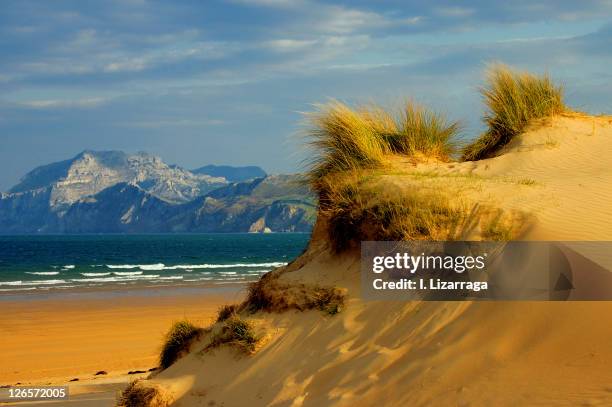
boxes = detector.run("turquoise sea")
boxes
[0,234,310,293]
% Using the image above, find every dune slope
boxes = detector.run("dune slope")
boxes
[146,114,612,407]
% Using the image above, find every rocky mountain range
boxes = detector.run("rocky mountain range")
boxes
[0,151,315,233]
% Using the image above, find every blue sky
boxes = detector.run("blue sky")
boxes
[1,0,611,190]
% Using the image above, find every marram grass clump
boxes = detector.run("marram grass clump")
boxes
[159,320,203,370]
[384,102,460,159]
[322,181,466,252]
[303,100,460,195]
[462,63,565,161]
[242,271,345,315]
[117,380,172,407]
[204,317,259,354]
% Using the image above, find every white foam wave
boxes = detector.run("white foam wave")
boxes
[22,279,67,286]
[25,271,60,276]
[81,272,111,277]
[113,271,143,276]
[70,274,160,283]
[104,262,287,271]
[63,265,75,269]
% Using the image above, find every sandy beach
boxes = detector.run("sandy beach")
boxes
[0,285,245,387]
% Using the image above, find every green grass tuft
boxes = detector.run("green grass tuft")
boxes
[303,100,460,196]
[462,63,565,161]
[384,102,460,159]
[159,320,203,370]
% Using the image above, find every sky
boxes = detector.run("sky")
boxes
[1,1,612,191]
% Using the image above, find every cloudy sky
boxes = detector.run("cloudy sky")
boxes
[1,0,611,190]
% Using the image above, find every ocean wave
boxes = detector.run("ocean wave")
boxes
[218,271,237,275]
[105,263,165,270]
[81,272,111,277]
[163,262,287,269]
[104,262,287,271]
[113,271,143,276]
[0,281,24,286]
[1,279,68,286]
[0,287,37,292]
[70,274,161,283]
[63,265,75,269]
[25,271,60,276]
[22,279,67,286]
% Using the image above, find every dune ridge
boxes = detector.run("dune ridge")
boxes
[130,113,612,406]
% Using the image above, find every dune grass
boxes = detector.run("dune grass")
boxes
[321,179,465,252]
[242,271,345,314]
[159,320,204,370]
[303,100,460,196]
[117,380,172,407]
[204,317,259,354]
[216,304,238,323]
[462,63,565,161]
[384,102,460,159]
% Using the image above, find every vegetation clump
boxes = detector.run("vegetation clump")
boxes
[216,304,238,322]
[117,380,172,407]
[323,182,465,252]
[242,272,345,314]
[462,63,565,161]
[159,320,204,370]
[204,317,259,354]
[304,100,460,195]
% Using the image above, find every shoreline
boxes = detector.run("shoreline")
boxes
[0,280,251,302]
[0,284,246,386]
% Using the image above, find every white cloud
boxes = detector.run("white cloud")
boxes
[265,39,317,52]
[19,97,108,109]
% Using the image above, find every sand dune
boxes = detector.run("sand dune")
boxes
[145,115,612,406]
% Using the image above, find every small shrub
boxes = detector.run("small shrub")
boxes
[216,304,238,322]
[205,317,259,354]
[462,63,565,161]
[159,320,203,370]
[117,380,172,407]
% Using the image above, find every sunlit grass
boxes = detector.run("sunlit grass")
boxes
[462,63,565,161]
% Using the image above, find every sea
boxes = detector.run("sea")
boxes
[0,234,310,294]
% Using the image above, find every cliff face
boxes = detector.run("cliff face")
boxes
[0,151,315,233]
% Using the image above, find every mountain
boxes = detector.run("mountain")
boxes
[10,151,227,211]
[191,164,266,182]
[167,175,314,233]
[0,151,315,233]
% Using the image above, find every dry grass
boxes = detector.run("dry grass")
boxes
[303,100,460,196]
[204,317,259,354]
[462,63,565,161]
[304,101,389,195]
[384,102,459,159]
[117,380,172,407]
[159,320,204,370]
[242,271,344,315]
[321,180,466,252]
[216,304,238,323]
